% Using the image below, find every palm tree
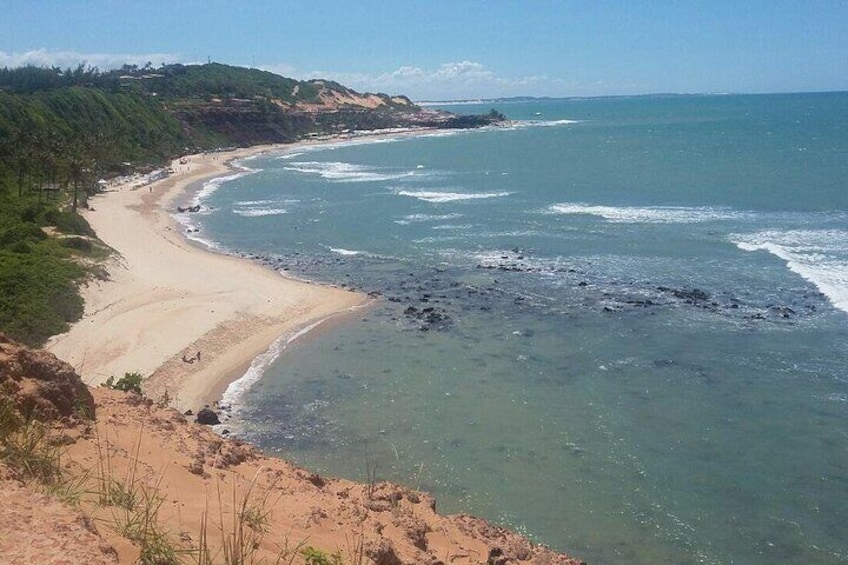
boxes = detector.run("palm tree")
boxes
[66,139,91,212]
[11,128,34,197]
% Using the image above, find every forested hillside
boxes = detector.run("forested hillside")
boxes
[0,62,505,346]
[0,67,179,347]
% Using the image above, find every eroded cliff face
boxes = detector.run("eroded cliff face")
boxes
[0,335,583,565]
[0,332,94,422]
[0,334,115,564]
[172,100,319,145]
[291,80,417,112]
[170,89,504,147]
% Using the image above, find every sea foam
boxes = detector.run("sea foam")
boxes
[232,199,300,218]
[232,208,288,217]
[284,161,416,183]
[513,118,581,128]
[396,213,464,223]
[173,164,262,250]
[219,319,329,410]
[194,169,256,203]
[731,229,848,314]
[397,190,511,203]
[548,203,750,224]
[488,118,581,132]
[328,247,362,256]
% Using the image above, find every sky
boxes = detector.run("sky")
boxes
[1,0,846,100]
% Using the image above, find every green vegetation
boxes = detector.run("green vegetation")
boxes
[0,397,62,484]
[104,372,144,395]
[0,397,92,506]
[129,63,304,103]
[0,85,187,173]
[487,108,507,121]
[0,62,407,346]
[0,62,498,347]
[0,189,93,346]
[0,65,187,347]
[301,547,344,565]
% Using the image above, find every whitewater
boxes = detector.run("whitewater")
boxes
[182,92,848,565]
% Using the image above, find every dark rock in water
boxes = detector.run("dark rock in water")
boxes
[195,407,220,425]
[658,286,710,301]
[770,306,795,318]
[625,298,655,308]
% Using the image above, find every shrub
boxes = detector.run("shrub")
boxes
[50,210,95,236]
[104,372,144,395]
[0,398,62,485]
[0,222,46,247]
[20,201,48,223]
[302,546,344,565]
[61,236,93,252]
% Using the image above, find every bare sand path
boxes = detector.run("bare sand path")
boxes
[46,145,368,411]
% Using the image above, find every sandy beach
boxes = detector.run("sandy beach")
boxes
[46,144,369,411]
[12,140,582,565]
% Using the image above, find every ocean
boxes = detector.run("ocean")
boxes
[180,92,848,564]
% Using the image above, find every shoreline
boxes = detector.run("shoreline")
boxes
[46,140,371,412]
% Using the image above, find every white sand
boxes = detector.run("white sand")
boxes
[46,145,368,411]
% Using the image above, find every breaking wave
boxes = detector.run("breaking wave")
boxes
[283,161,417,183]
[232,208,288,217]
[548,203,751,224]
[397,190,511,203]
[394,213,464,225]
[731,229,848,314]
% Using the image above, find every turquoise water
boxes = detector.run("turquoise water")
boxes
[183,93,848,564]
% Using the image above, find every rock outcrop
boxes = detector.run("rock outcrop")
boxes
[174,103,506,147]
[0,332,94,422]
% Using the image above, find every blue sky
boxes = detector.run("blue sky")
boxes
[1,0,846,100]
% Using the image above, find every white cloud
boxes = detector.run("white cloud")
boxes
[0,51,575,100]
[303,61,561,101]
[0,49,186,71]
